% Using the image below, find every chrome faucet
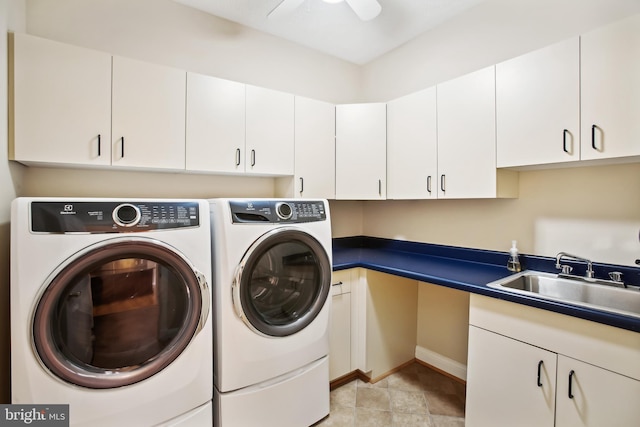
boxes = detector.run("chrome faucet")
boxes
[555,252,594,279]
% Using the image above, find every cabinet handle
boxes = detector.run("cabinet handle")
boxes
[440,175,446,192]
[299,177,304,194]
[568,370,575,399]
[537,360,543,387]
[378,179,382,196]
[121,137,125,158]
[563,129,570,154]
[235,148,241,166]
[251,149,256,167]
[97,134,101,157]
[332,281,343,287]
[427,175,432,194]
[591,124,599,151]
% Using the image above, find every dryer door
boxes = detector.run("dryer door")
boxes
[32,237,209,389]
[233,227,331,337]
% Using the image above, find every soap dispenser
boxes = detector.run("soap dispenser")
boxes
[507,240,522,272]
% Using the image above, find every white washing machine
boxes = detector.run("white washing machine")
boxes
[209,199,332,427]
[10,198,213,427]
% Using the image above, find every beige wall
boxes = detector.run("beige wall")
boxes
[365,271,418,380]
[362,0,640,102]
[355,163,640,263]
[1,0,25,404]
[417,283,470,366]
[21,167,275,199]
[328,200,364,238]
[26,0,362,105]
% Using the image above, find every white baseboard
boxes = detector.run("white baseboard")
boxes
[415,346,467,381]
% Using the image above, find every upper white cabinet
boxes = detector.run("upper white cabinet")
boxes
[437,66,517,199]
[10,33,188,171]
[245,85,295,175]
[10,33,298,176]
[387,87,437,199]
[496,38,580,167]
[497,14,640,167]
[335,103,387,200]
[185,72,246,173]
[581,14,640,161]
[10,33,112,166]
[294,96,336,198]
[111,56,186,170]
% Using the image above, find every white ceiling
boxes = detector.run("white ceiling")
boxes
[173,0,485,65]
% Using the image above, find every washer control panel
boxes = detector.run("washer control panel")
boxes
[230,200,326,224]
[31,201,200,233]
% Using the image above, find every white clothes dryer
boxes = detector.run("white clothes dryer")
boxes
[10,198,213,427]
[209,199,332,427]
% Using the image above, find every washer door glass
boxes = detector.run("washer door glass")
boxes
[235,228,331,337]
[32,238,208,389]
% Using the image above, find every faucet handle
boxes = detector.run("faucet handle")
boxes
[608,271,623,283]
[560,265,573,275]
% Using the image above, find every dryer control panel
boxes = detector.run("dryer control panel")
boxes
[230,200,326,224]
[31,201,200,233]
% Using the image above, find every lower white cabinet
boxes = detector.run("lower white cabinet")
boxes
[467,326,558,427]
[467,295,640,427]
[555,355,640,427]
[329,271,352,381]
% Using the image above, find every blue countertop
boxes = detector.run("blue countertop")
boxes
[332,236,640,333]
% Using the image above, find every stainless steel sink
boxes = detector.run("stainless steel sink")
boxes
[487,271,640,319]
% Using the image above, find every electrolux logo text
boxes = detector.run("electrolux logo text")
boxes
[0,405,69,426]
[59,204,76,215]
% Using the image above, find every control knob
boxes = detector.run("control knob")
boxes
[276,202,293,220]
[113,203,141,227]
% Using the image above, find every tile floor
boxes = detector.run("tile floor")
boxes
[315,362,465,427]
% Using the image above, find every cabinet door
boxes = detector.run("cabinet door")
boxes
[556,355,640,427]
[294,96,335,198]
[112,56,186,170]
[466,326,556,427]
[387,87,437,199]
[335,103,387,200]
[10,33,111,166]
[246,85,294,175]
[581,14,640,161]
[329,290,351,381]
[496,38,580,167]
[185,73,246,173]
[437,66,497,199]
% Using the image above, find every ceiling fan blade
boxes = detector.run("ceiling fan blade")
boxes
[345,0,381,21]
[268,0,306,19]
